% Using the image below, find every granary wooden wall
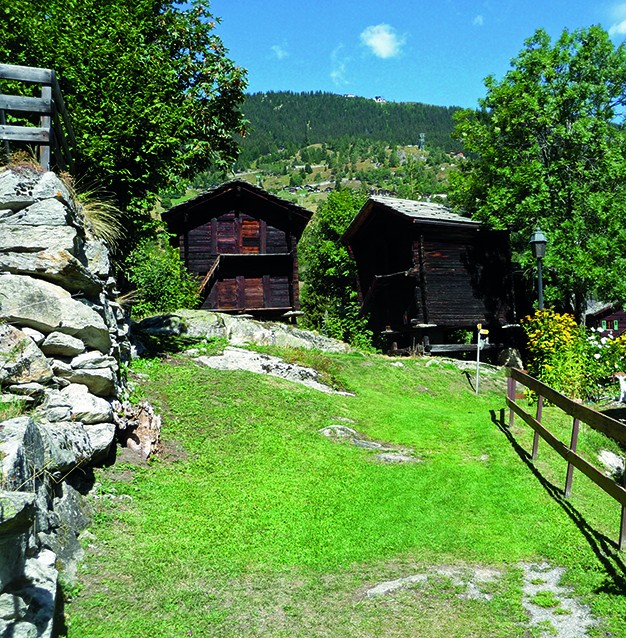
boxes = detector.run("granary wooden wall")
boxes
[343,197,515,343]
[163,181,312,317]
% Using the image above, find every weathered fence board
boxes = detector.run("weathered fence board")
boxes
[0,95,54,114]
[0,125,49,142]
[0,64,74,171]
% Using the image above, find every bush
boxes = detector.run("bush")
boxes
[522,309,626,400]
[125,238,200,319]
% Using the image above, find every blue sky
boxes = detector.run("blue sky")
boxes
[210,1,626,108]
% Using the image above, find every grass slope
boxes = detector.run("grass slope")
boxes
[60,350,626,637]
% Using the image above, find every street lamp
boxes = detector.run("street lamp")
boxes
[529,228,547,311]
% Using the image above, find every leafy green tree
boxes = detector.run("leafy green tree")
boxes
[299,189,372,348]
[125,238,200,318]
[450,26,626,320]
[0,0,247,230]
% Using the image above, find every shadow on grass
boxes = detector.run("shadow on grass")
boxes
[489,407,626,595]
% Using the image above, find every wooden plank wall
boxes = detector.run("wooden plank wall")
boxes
[183,211,289,275]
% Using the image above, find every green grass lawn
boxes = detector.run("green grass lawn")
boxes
[59,350,626,637]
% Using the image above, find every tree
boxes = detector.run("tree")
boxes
[449,26,626,319]
[0,0,247,228]
[299,189,372,348]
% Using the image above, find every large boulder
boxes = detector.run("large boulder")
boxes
[0,168,71,212]
[40,332,85,357]
[0,324,53,385]
[0,198,71,226]
[0,225,78,255]
[38,384,113,425]
[0,417,45,492]
[0,491,36,591]
[0,250,103,297]
[52,352,117,397]
[135,310,351,354]
[0,274,111,353]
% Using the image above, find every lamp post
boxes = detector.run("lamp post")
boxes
[529,228,547,311]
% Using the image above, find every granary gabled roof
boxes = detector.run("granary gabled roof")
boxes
[343,195,478,243]
[162,179,313,232]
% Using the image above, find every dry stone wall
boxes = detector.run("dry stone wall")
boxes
[0,165,130,638]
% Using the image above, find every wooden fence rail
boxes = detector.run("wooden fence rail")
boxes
[504,367,626,550]
[0,63,75,172]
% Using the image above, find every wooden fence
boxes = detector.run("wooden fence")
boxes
[0,63,75,172]
[505,367,626,550]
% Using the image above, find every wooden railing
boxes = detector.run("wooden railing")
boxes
[0,63,75,172]
[505,367,626,550]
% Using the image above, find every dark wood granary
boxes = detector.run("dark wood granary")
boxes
[343,196,516,350]
[162,180,312,318]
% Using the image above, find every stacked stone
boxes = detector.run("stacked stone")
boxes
[0,166,129,638]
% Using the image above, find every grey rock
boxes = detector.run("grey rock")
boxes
[138,310,352,353]
[39,384,113,424]
[6,383,46,399]
[0,491,36,537]
[50,359,72,376]
[376,452,419,463]
[0,323,54,385]
[41,332,85,357]
[0,225,78,254]
[197,347,351,395]
[598,450,624,476]
[20,327,44,345]
[0,393,36,407]
[0,417,45,492]
[0,274,111,353]
[38,421,93,472]
[22,549,58,638]
[319,425,358,438]
[37,482,89,584]
[60,384,113,423]
[5,620,38,638]
[0,491,36,591]
[84,421,116,461]
[71,350,117,370]
[0,250,103,296]
[0,168,71,211]
[56,366,116,397]
[0,592,28,620]
[0,198,71,226]
[83,238,110,278]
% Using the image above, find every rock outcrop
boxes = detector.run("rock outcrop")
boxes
[135,309,352,354]
[0,165,131,637]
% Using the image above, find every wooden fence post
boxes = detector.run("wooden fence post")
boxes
[39,85,52,171]
[620,469,626,551]
[507,375,516,428]
[564,417,580,498]
[532,395,543,460]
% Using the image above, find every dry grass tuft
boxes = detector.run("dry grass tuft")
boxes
[60,172,126,250]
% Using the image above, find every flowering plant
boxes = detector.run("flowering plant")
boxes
[522,309,626,400]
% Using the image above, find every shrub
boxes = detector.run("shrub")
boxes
[522,309,626,400]
[125,237,200,319]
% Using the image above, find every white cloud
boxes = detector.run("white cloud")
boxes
[473,15,484,27]
[609,3,626,37]
[609,19,626,37]
[271,44,289,60]
[330,45,349,86]
[360,24,405,59]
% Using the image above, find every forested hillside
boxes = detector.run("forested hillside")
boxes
[165,92,465,210]
[237,91,463,166]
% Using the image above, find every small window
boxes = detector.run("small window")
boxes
[615,319,619,331]
[602,320,607,330]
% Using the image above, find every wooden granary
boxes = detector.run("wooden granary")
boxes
[343,196,516,351]
[162,181,312,318]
